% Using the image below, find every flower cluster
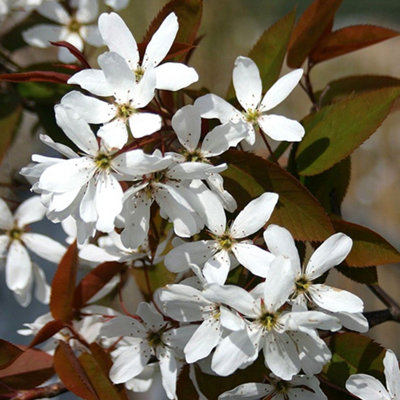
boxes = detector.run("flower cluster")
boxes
[0,3,394,400]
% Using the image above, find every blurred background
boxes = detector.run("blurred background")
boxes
[1,0,400,398]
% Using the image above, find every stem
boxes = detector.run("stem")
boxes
[258,127,278,164]
[268,142,290,163]
[11,383,67,400]
[368,284,400,322]
[300,59,318,111]
[364,309,393,328]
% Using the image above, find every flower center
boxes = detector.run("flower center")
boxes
[244,108,260,124]
[183,149,206,163]
[274,380,289,394]
[217,233,234,250]
[68,18,81,34]
[295,275,311,294]
[258,311,279,331]
[8,227,23,241]
[95,153,113,170]
[134,66,145,82]
[117,103,136,121]
[147,330,163,347]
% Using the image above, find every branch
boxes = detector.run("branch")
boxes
[368,284,400,322]
[11,383,67,400]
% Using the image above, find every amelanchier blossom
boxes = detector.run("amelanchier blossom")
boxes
[97,11,198,90]
[100,302,196,400]
[171,104,247,211]
[23,0,103,63]
[263,224,364,314]
[63,50,161,150]
[20,106,173,241]
[218,374,327,400]
[195,56,304,145]
[210,257,340,380]
[346,349,400,400]
[0,196,65,306]
[165,192,278,284]
[158,282,247,364]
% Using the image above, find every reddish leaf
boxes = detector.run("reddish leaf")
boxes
[0,347,54,392]
[74,261,125,309]
[333,219,400,267]
[50,41,91,68]
[54,342,98,400]
[29,320,65,348]
[142,0,202,46]
[79,352,122,400]
[287,0,343,68]
[0,71,70,84]
[221,150,334,241]
[50,241,78,322]
[310,25,399,63]
[0,340,23,369]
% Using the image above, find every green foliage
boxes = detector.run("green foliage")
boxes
[222,150,335,241]
[296,86,400,176]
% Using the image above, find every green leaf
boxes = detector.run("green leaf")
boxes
[50,241,78,322]
[323,333,385,389]
[296,86,400,176]
[316,75,400,106]
[310,25,399,63]
[17,81,70,102]
[221,150,334,241]
[336,265,378,285]
[142,0,202,46]
[54,342,98,400]
[0,101,22,164]
[333,219,400,267]
[287,0,343,68]
[304,157,351,215]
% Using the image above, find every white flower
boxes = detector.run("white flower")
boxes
[97,11,198,91]
[158,283,246,364]
[210,257,340,379]
[0,196,65,306]
[104,0,130,10]
[218,374,327,400]
[172,104,247,211]
[22,0,103,63]
[263,224,364,314]
[63,51,162,150]
[195,56,304,145]
[165,192,278,285]
[20,106,169,241]
[346,349,400,400]
[101,302,196,400]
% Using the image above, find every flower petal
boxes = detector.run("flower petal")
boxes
[75,0,98,24]
[98,12,139,70]
[218,383,273,400]
[32,264,51,304]
[232,243,274,278]
[194,94,240,123]
[6,241,31,291]
[142,12,178,70]
[185,318,221,363]
[37,1,69,23]
[23,24,63,48]
[233,56,262,111]
[259,68,303,112]
[68,69,112,97]
[171,105,201,151]
[263,224,301,276]
[306,233,353,280]
[98,119,128,150]
[23,233,66,263]
[155,62,198,91]
[128,112,161,138]
[308,284,364,313]
[346,374,390,400]
[258,114,305,142]
[384,349,400,398]
[230,192,278,239]
[203,250,231,285]
[14,197,44,227]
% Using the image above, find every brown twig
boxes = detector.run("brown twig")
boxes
[368,284,400,322]
[10,382,67,400]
